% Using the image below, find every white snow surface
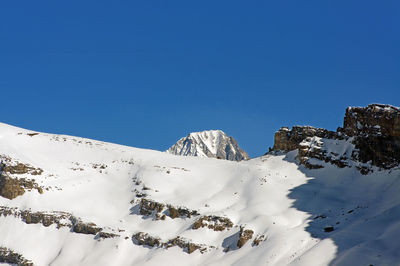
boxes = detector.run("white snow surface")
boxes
[0,123,399,266]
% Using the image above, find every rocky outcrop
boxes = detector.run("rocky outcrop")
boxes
[132,232,162,247]
[139,198,165,216]
[0,157,45,199]
[0,176,44,199]
[138,198,199,220]
[167,205,199,219]
[0,206,119,239]
[132,232,211,254]
[272,126,340,152]
[252,234,266,246]
[236,227,254,248]
[192,215,233,231]
[0,247,33,266]
[167,130,249,161]
[271,104,400,172]
[342,104,400,169]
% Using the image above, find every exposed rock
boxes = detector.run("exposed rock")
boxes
[98,232,120,239]
[342,104,400,169]
[237,227,254,248]
[0,206,118,239]
[272,126,340,152]
[139,198,165,216]
[2,162,43,176]
[271,104,400,172]
[164,236,208,254]
[167,130,249,161]
[132,232,162,247]
[343,104,400,137]
[252,234,266,246]
[0,247,33,266]
[71,218,102,235]
[0,176,44,200]
[298,137,350,169]
[192,215,233,231]
[167,205,199,219]
[132,232,212,254]
[138,198,199,220]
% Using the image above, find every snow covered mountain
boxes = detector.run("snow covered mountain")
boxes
[0,104,399,266]
[166,130,249,161]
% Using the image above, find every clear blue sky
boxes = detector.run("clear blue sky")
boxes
[0,1,399,157]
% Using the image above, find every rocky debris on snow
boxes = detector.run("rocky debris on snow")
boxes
[98,232,120,239]
[252,234,267,246]
[70,217,102,235]
[139,198,165,216]
[132,232,162,247]
[164,236,210,254]
[0,206,119,239]
[237,227,254,248]
[0,247,33,266]
[0,156,43,176]
[132,232,212,254]
[138,198,199,220]
[167,130,249,161]
[271,104,400,172]
[192,215,234,231]
[167,205,199,219]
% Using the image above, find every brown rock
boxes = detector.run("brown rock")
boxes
[237,227,254,248]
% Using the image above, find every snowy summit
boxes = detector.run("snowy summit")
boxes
[166,130,249,161]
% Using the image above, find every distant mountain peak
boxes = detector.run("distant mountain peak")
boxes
[167,130,249,161]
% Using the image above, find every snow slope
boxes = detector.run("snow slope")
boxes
[0,123,399,266]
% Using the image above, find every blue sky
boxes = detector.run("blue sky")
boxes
[0,1,399,157]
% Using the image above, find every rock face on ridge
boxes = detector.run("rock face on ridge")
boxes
[167,130,249,161]
[271,104,400,172]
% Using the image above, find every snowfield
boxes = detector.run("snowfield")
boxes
[0,122,399,266]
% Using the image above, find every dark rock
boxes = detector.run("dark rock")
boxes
[98,232,119,239]
[270,104,400,172]
[252,234,266,246]
[132,233,211,254]
[0,247,33,266]
[139,198,165,216]
[132,232,161,247]
[344,104,400,169]
[324,226,334,232]
[272,126,339,152]
[192,215,233,231]
[237,227,254,248]
[0,176,45,200]
[167,205,199,219]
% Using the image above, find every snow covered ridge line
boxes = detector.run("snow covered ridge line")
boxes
[271,104,400,173]
[167,129,249,161]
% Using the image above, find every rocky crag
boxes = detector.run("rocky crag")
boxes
[167,130,249,161]
[271,104,400,173]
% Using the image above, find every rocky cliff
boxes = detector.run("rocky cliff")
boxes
[167,130,249,161]
[271,104,400,173]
